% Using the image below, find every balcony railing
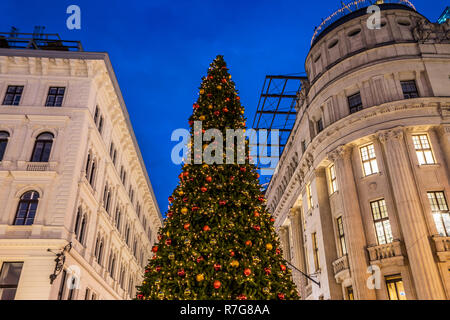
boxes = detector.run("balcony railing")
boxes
[367,240,404,265]
[26,162,51,171]
[432,235,450,262]
[332,255,349,276]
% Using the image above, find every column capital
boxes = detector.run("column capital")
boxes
[327,144,352,162]
[289,206,301,218]
[377,127,404,144]
[436,124,450,136]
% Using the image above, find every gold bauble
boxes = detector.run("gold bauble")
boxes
[196,274,205,282]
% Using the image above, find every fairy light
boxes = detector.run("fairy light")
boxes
[310,0,416,46]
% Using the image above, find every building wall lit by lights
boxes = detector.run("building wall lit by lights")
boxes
[266,3,450,300]
[439,7,450,24]
[0,34,162,300]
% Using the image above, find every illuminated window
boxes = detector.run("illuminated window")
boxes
[412,134,435,165]
[371,199,393,245]
[312,232,320,271]
[385,275,407,300]
[427,191,450,237]
[346,286,354,300]
[329,164,338,194]
[337,217,347,256]
[306,183,313,210]
[360,144,379,176]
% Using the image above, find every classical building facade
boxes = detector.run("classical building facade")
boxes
[0,34,162,300]
[266,3,450,300]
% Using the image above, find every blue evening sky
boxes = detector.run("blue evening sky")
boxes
[2,0,444,215]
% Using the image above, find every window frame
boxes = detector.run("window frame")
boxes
[360,143,379,177]
[14,191,40,226]
[0,131,10,161]
[328,164,338,194]
[45,87,66,107]
[2,85,24,106]
[370,199,394,245]
[347,92,363,114]
[0,261,24,300]
[385,274,407,300]
[412,134,435,165]
[336,216,347,256]
[312,232,320,272]
[400,80,419,99]
[427,191,450,237]
[30,132,54,163]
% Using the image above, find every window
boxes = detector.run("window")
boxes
[108,251,116,278]
[306,183,313,210]
[58,269,67,300]
[94,235,104,265]
[120,166,127,185]
[14,191,39,225]
[385,275,407,300]
[67,276,77,300]
[329,164,338,194]
[316,118,323,133]
[74,207,87,244]
[2,86,23,106]
[136,202,141,218]
[360,144,379,176]
[346,286,354,300]
[85,151,97,187]
[0,262,23,300]
[84,287,91,300]
[348,92,363,114]
[109,142,117,165]
[412,134,435,165]
[427,191,450,237]
[115,207,122,230]
[93,106,104,134]
[337,217,347,256]
[401,80,419,99]
[129,187,134,203]
[31,132,54,162]
[0,131,9,161]
[370,199,393,245]
[45,87,65,107]
[125,224,131,246]
[103,183,112,214]
[312,232,320,271]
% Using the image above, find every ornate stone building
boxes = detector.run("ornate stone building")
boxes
[0,34,162,299]
[266,3,450,300]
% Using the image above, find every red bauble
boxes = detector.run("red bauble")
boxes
[222,107,229,113]
[183,223,190,230]
[219,200,227,206]
[183,172,189,177]
[205,176,212,183]
[203,225,211,232]
[193,103,199,109]
[253,225,261,231]
[188,120,194,126]
[230,176,235,182]
[240,167,247,172]
[165,239,172,246]
[192,206,199,211]
[183,197,188,203]
[157,234,162,241]
[214,263,222,271]
[213,280,221,289]
[276,248,281,255]
[280,264,286,271]
[178,269,186,277]
[254,211,260,217]
[258,196,265,202]
[237,294,247,300]
[230,250,235,257]
[145,269,150,273]
[245,240,252,246]
[270,218,275,223]
[168,196,174,203]
[201,187,207,193]
[137,294,143,300]
[196,256,204,263]
[167,212,173,218]
[244,268,251,276]
[152,246,158,253]
[278,293,285,300]
[214,111,220,116]
[264,267,271,275]
[155,266,162,272]
[221,78,227,83]
[236,96,240,101]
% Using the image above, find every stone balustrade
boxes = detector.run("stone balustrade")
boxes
[432,235,450,262]
[367,240,404,266]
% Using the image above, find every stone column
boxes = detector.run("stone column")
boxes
[288,207,307,299]
[328,145,375,300]
[279,226,291,261]
[378,127,446,300]
[436,125,450,175]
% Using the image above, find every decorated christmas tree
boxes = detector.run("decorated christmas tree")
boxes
[136,56,299,300]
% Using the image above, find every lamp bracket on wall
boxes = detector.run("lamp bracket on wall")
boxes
[48,242,72,284]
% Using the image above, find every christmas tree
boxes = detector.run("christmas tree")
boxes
[136,56,299,300]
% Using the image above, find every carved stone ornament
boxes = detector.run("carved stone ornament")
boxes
[377,127,404,144]
[413,19,450,43]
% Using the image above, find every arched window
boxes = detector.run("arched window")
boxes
[85,151,97,188]
[14,191,39,225]
[74,207,87,244]
[31,132,54,162]
[94,235,104,265]
[108,251,116,278]
[125,224,130,245]
[0,131,9,161]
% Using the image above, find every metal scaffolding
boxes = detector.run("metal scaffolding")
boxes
[251,74,307,189]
